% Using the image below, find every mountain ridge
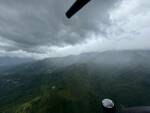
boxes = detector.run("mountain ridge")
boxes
[0,50,150,113]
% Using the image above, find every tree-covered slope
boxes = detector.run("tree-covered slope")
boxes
[0,50,150,113]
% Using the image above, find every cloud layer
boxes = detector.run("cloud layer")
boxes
[0,0,150,59]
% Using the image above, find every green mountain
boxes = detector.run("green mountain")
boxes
[0,50,150,113]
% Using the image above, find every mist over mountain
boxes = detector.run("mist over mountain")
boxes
[10,50,150,74]
[0,57,34,73]
[0,50,150,113]
[0,57,33,67]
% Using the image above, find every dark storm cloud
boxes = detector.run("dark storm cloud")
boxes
[0,0,119,52]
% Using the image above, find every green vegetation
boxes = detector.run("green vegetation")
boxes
[0,50,150,113]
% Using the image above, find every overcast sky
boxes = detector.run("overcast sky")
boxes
[0,0,150,59]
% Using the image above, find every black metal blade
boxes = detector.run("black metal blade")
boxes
[66,0,91,18]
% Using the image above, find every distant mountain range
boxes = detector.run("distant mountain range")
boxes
[0,57,34,74]
[0,56,34,67]
[0,50,150,113]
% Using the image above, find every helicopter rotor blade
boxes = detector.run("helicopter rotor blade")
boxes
[66,0,91,18]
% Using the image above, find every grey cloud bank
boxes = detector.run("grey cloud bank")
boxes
[0,0,150,59]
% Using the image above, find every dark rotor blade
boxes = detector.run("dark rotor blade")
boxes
[66,0,91,18]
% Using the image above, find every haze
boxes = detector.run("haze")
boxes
[0,0,149,59]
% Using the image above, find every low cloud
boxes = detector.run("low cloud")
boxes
[0,0,150,59]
